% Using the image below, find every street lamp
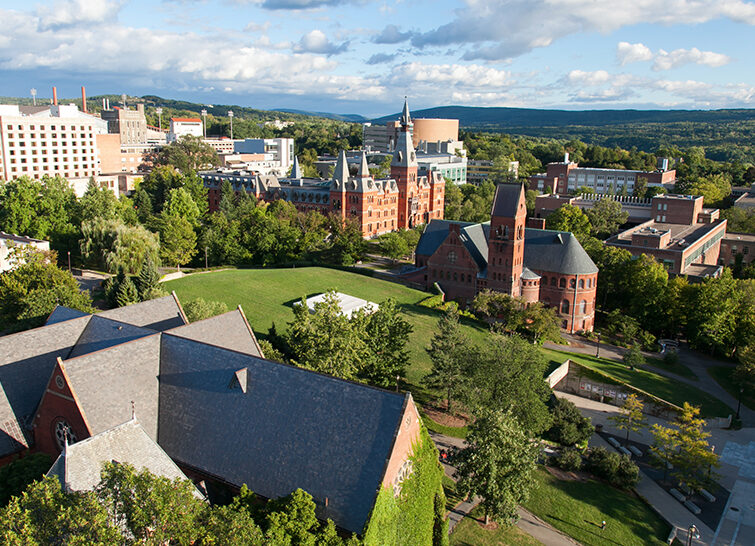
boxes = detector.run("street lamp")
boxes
[155,107,163,131]
[201,109,207,138]
[686,524,699,546]
[736,387,744,419]
[30,88,37,106]
[121,93,127,108]
[67,251,71,273]
[228,110,234,139]
[205,246,208,269]
[596,333,601,358]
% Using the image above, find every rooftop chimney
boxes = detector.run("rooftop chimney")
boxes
[564,152,569,163]
[52,86,58,106]
[81,86,87,113]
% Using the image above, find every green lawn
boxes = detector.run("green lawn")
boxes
[708,366,755,411]
[522,469,669,546]
[542,348,733,418]
[450,506,543,546]
[163,267,490,387]
[645,356,697,380]
[442,474,466,513]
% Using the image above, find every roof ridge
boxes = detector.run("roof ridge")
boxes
[61,331,162,365]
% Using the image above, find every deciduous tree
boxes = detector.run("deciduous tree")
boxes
[424,305,469,413]
[609,394,646,446]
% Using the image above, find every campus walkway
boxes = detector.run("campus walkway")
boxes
[430,431,575,544]
[562,392,755,545]
[544,335,755,426]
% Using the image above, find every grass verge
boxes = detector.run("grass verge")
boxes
[450,505,543,546]
[522,468,670,546]
[422,414,468,439]
[707,366,755,411]
[542,348,732,418]
[644,356,697,380]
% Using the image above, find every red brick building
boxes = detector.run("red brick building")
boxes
[202,100,444,237]
[414,184,598,333]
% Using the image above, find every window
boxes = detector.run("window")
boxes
[550,277,556,286]
[569,279,576,288]
[448,251,457,264]
[578,279,584,289]
[559,278,566,288]
[561,300,569,313]
[579,300,586,314]
[541,276,548,285]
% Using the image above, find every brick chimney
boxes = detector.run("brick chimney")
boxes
[52,86,58,106]
[81,86,87,113]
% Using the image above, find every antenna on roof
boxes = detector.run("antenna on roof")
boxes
[131,400,135,420]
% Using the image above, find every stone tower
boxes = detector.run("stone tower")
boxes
[486,183,527,297]
[391,98,419,229]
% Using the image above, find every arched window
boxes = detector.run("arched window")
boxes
[569,279,576,289]
[579,300,586,314]
[561,299,570,313]
[550,277,556,286]
[541,276,548,286]
[559,278,566,289]
[579,279,585,289]
[453,272,457,281]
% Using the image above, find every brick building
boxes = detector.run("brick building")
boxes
[0,295,425,536]
[720,233,755,266]
[529,153,676,196]
[413,183,598,333]
[202,100,444,237]
[605,194,727,278]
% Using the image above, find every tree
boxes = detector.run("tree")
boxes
[609,394,646,446]
[0,477,121,544]
[163,187,201,227]
[153,134,219,172]
[443,182,464,220]
[521,302,562,344]
[115,276,139,307]
[354,299,413,388]
[545,397,593,446]
[622,344,644,369]
[380,232,409,263]
[545,203,591,242]
[327,215,366,265]
[78,181,121,223]
[734,346,755,415]
[140,165,208,216]
[424,306,469,413]
[136,256,162,300]
[586,198,629,238]
[159,215,198,270]
[633,177,648,198]
[0,453,53,507]
[454,409,538,525]
[671,403,720,492]
[0,251,93,332]
[466,334,552,435]
[80,218,160,275]
[183,297,229,323]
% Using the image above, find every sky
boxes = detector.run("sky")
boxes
[0,0,754,116]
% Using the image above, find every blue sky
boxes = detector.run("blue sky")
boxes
[0,0,753,116]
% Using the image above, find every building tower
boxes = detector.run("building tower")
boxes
[391,99,419,229]
[486,183,527,297]
[329,150,350,219]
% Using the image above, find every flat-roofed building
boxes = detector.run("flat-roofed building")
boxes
[168,118,203,142]
[100,105,148,145]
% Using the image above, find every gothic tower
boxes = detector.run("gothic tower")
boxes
[486,183,527,297]
[391,98,419,229]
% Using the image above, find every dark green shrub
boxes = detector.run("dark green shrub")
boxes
[555,448,582,471]
[612,454,640,489]
[545,397,593,446]
[586,447,639,489]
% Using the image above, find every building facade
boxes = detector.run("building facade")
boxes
[100,105,148,145]
[412,183,598,333]
[529,153,676,196]
[203,101,444,237]
[168,118,203,142]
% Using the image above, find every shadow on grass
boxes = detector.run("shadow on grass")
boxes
[545,514,623,546]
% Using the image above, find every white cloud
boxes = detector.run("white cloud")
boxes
[38,0,120,29]
[410,0,755,61]
[617,42,653,65]
[372,24,412,44]
[293,30,348,55]
[389,62,513,88]
[652,47,731,70]
[566,70,612,86]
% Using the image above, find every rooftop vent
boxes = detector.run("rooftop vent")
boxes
[229,367,249,394]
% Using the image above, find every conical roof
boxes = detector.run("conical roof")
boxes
[291,156,302,179]
[333,150,350,185]
[400,97,411,127]
[357,151,370,178]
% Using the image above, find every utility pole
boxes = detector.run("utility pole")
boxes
[201,109,207,138]
[155,107,163,131]
[30,88,37,106]
[228,110,234,139]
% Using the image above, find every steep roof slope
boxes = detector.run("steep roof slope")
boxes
[523,229,599,275]
[491,183,524,218]
[97,295,187,331]
[166,308,263,357]
[68,316,157,359]
[158,334,407,535]
[46,419,200,496]
[46,306,89,325]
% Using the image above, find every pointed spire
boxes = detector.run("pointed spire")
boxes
[400,96,411,128]
[358,151,370,178]
[333,150,350,185]
[291,155,302,179]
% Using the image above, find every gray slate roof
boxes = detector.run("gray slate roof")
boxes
[166,308,263,357]
[521,266,541,280]
[491,183,524,218]
[97,295,187,331]
[415,220,489,271]
[523,229,599,276]
[158,334,408,535]
[68,316,157,359]
[62,334,162,440]
[46,419,200,496]
[0,316,91,457]
[46,306,89,325]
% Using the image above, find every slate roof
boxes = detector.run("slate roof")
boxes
[46,306,89,325]
[416,220,489,271]
[491,183,524,218]
[0,316,92,458]
[62,334,162,440]
[521,267,541,280]
[158,334,408,535]
[523,228,599,276]
[166,308,263,357]
[97,294,187,331]
[46,419,201,496]
[68,316,156,359]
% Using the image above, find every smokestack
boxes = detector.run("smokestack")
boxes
[81,86,87,113]
[102,98,106,110]
[106,98,110,109]
[52,86,58,106]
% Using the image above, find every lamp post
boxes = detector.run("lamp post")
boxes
[205,246,208,269]
[395,374,400,392]
[596,333,601,358]
[121,93,127,108]
[30,88,37,106]
[736,387,744,419]
[228,110,234,139]
[201,109,207,138]
[686,524,699,546]
[67,251,71,273]
[155,107,163,131]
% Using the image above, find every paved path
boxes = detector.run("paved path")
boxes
[429,431,576,544]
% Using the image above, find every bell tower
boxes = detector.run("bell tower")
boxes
[486,184,527,297]
[391,98,418,229]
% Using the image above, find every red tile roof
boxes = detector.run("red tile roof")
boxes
[171,118,202,123]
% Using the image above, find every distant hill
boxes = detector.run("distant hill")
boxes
[370,106,755,129]
[276,109,368,123]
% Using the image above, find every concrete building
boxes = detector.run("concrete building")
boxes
[100,105,148,146]
[410,183,599,333]
[168,118,203,142]
[605,194,726,278]
[412,118,458,149]
[416,150,468,185]
[0,232,50,272]
[467,159,519,185]
[529,153,676,196]
[0,100,107,187]
[202,101,445,237]
[232,138,294,176]
[203,137,236,154]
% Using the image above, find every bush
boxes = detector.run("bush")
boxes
[554,448,582,471]
[183,297,229,322]
[663,349,680,367]
[585,447,639,489]
[623,344,644,369]
[545,397,593,446]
